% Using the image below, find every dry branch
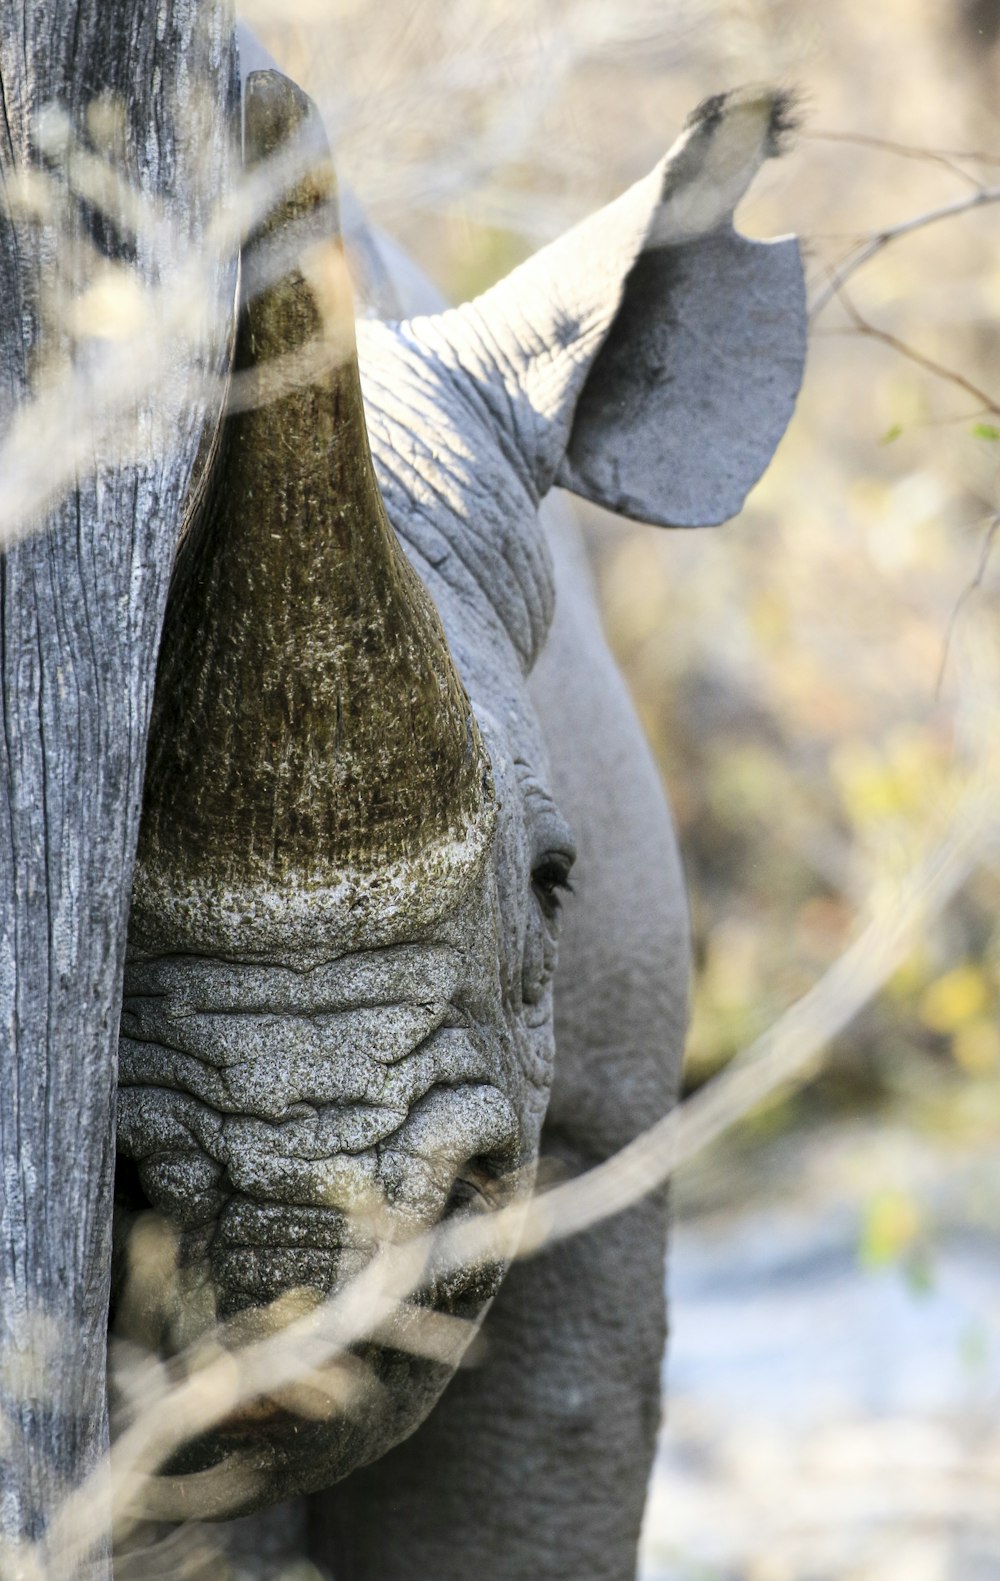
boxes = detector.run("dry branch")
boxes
[810,184,1000,319]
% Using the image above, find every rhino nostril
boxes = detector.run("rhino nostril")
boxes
[443,1157,502,1219]
[443,1178,484,1218]
[114,1152,152,1215]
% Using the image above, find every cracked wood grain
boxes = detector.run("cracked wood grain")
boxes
[0,4,237,1572]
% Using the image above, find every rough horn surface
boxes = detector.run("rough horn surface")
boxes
[131,70,491,961]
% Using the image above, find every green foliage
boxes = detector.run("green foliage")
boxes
[858,1190,935,1294]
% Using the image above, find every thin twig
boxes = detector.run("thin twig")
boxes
[826,280,1000,415]
[805,129,990,188]
[937,513,1000,695]
[810,185,1000,319]
[807,128,1000,169]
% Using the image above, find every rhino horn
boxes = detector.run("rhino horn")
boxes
[131,71,490,955]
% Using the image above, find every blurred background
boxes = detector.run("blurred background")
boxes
[242,2,1000,1574]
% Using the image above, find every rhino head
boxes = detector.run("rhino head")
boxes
[114,68,805,1513]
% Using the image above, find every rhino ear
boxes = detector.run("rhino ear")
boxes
[438,86,806,528]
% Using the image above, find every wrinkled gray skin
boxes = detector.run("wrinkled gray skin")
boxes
[115,29,805,1580]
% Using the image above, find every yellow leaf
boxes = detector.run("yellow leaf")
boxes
[859,1191,921,1269]
[919,966,991,1034]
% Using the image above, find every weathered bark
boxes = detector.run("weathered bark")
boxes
[0,4,237,1574]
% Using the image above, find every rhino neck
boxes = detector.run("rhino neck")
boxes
[356,317,556,680]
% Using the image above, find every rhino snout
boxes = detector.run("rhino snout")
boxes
[116,952,521,1312]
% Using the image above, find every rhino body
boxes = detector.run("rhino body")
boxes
[111,31,806,1579]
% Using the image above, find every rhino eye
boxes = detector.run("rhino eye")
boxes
[531,851,575,919]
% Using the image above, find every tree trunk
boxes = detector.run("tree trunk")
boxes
[0,5,236,1575]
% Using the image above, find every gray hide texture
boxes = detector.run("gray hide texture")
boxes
[0,7,236,1572]
[310,99,807,1581]
[560,227,806,524]
[112,32,806,1581]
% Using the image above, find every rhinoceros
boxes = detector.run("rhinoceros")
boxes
[109,32,806,1579]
